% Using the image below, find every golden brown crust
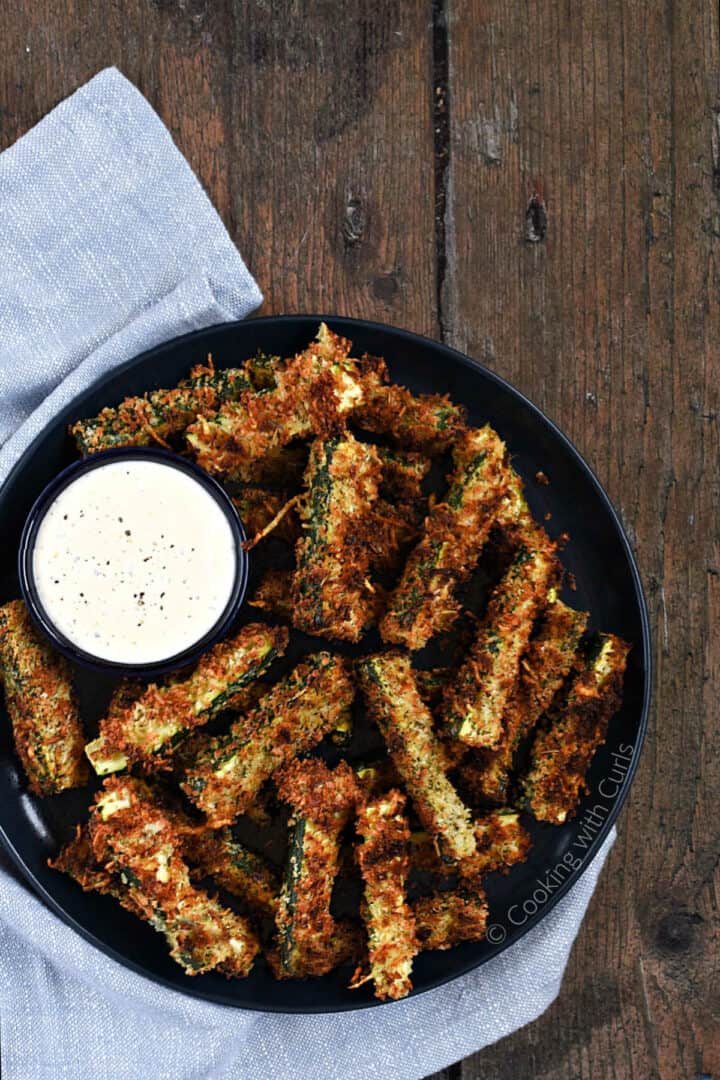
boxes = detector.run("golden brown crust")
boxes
[88,776,259,977]
[413,888,488,950]
[274,759,361,977]
[357,653,480,877]
[292,434,382,642]
[458,599,588,805]
[380,426,510,651]
[521,634,631,823]
[69,358,249,455]
[353,355,467,453]
[0,599,87,795]
[232,488,301,545]
[186,325,362,479]
[442,531,559,747]
[87,623,288,773]
[351,789,417,1001]
[181,653,355,827]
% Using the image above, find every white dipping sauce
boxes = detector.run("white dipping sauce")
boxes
[32,460,237,665]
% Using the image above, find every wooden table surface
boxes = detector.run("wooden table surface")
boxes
[1,2,717,1077]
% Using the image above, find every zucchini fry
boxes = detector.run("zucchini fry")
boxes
[0,600,87,795]
[413,888,488,950]
[380,426,509,650]
[181,653,355,826]
[353,355,466,453]
[521,633,631,824]
[442,532,558,748]
[85,623,288,775]
[186,324,363,479]
[459,597,589,804]
[70,359,250,455]
[89,776,259,977]
[474,810,531,874]
[357,653,479,875]
[49,823,145,919]
[351,789,417,1001]
[274,758,360,977]
[182,828,279,919]
[232,489,300,545]
[292,433,381,642]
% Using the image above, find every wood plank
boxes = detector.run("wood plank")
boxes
[439,0,720,1077]
[0,0,437,334]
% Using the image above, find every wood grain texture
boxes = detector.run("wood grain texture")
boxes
[0,2,717,1077]
[0,0,437,333]
[432,0,720,1078]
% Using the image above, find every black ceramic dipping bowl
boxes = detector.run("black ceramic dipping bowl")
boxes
[0,315,651,1014]
[17,447,249,677]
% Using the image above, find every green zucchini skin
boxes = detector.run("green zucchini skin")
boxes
[380,425,509,651]
[0,600,87,795]
[357,652,480,876]
[292,433,382,642]
[85,623,289,775]
[442,534,558,748]
[181,652,355,827]
[520,633,631,823]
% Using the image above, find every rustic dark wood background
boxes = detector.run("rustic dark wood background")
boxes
[1,2,718,1077]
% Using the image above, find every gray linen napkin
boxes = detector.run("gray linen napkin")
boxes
[0,67,615,1080]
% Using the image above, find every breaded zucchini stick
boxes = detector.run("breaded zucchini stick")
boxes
[521,634,631,824]
[182,828,279,919]
[186,324,363,479]
[70,359,250,455]
[85,623,288,775]
[380,426,509,650]
[274,759,360,977]
[474,810,532,874]
[89,777,260,976]
[406,813,529,877]
[181,653,355,827]
[413,888,488,950]
[49,823,145,919]
[292,433,381,642]
[459,597,588,804]
[350,789,417,1001]
[442,532,558,748]
[353,355,466,453]
[357,653,479,876]
[0,600,87,795]
[232,488,300,545]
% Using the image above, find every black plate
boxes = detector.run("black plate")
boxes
[0,315,651,1012]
